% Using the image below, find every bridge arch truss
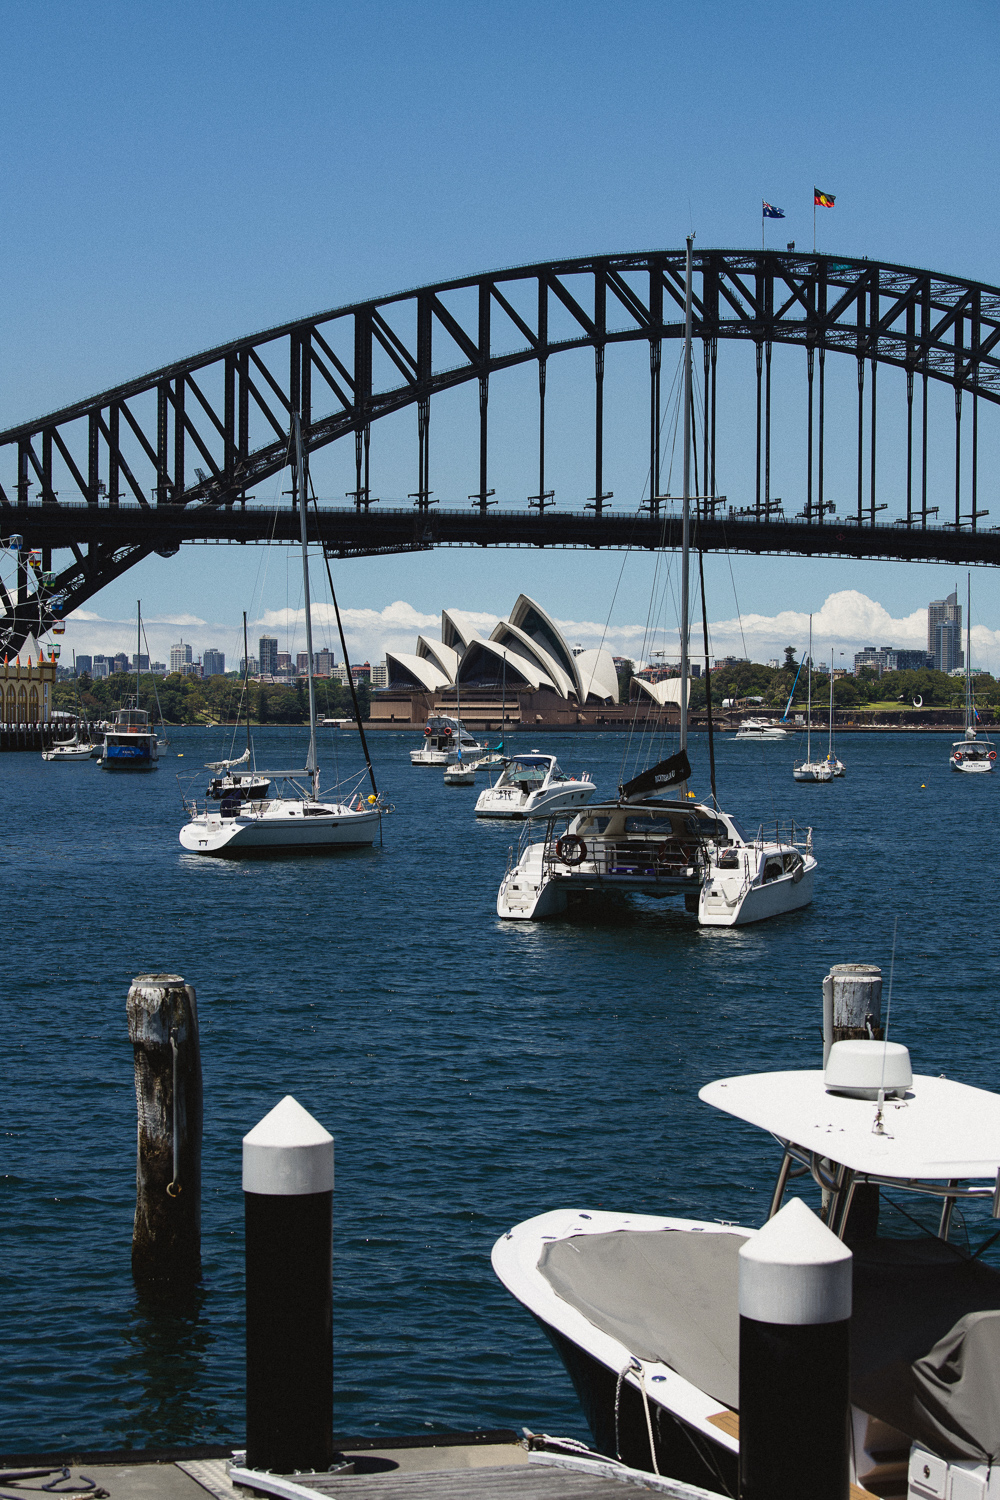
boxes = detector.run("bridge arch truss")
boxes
[2,248,1000,653]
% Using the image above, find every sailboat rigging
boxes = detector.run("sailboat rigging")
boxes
[204,612,271,803]
[950,572,995,774]
[496,237,818,926]
[97,601,159,771]
[792,616,833,782]
[178,415,384,854]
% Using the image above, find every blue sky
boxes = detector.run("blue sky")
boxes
[3,0,1000,668]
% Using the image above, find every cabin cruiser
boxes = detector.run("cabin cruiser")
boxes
[493,1036,1000,1495]
[410,715,483,766]
[475,753,596,819]
[98,705,158,770]
[734,718,789,741]
[496,754,815,927]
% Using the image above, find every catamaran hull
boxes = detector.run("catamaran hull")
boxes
[179,809,380,855]
[698,862,815,926]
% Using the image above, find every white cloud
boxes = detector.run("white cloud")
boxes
[59,588,1000,671]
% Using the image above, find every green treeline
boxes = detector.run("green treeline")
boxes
[674,654,999,716]
[52,672,371,726]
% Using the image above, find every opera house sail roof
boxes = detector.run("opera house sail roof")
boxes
[384,593,619,705]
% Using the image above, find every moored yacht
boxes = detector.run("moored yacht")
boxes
[793,616,833,782]
[475,753,596,819]
[735,717,789,741]
[493,1031,1000,1494]
[951,576,995,774]
[496,759,815,927]
[411,715,483,765]
[179,414,383,857]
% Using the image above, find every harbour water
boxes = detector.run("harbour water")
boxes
[2,727,999,1452]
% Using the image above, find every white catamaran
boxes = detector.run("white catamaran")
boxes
[496,238,817,928]
[179,416,382,855]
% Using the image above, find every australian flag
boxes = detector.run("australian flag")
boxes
[762,201,785,218]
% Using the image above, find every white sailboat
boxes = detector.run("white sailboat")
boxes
[443,663,476,785]
[792,616,833,782]
[950,574,995,774]
[497,238,818,927]
[824,644,845,776]
[179,415,383,855]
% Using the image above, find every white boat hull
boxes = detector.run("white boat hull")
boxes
[951,752,994,773]
[42,744,96,761]
[698,856,816,926]
[475,783,595,819]
[793,762,833,782]
[179,800,380,855]
[443,768,476,786]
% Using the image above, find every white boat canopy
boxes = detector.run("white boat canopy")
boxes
[701,1070,1000,1181]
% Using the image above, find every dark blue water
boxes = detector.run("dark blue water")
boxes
[3,727,999,1452]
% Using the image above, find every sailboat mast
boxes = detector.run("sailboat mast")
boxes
[680,234,693,776]
[292,412,319,799]
[828,643,834,757]
[136,600,141,703]
[806,615,813,760]
[243,610,251,758]
[966,571,973,731]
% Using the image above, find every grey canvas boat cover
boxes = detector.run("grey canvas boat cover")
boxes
[539,1229,747,1409]
[542,1229,1000,1462]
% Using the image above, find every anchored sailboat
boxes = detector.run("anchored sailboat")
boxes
[950,574,995,774]
[179,416,383,854]
[792,616,832,782]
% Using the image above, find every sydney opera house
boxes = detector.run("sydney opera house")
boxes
[369,593,675,730]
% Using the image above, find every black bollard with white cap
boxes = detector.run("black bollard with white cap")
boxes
[243,1095,335,1474]
[738,1196,852,1500]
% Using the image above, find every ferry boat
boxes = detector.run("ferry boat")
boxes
[493,1034,1000,1494]
[98,705,158,771]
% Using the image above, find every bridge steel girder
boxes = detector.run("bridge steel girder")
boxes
[14,504,1000,567]
[3,247,1000,655]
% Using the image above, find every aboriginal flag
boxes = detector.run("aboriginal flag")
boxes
[814,189,836,207]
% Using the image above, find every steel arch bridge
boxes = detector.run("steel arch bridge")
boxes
[3,246,1000,656]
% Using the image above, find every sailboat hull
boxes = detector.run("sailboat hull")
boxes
[179,801,380,855]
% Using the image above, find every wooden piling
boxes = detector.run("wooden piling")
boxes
[127,973,202,1286]
[822,963,882,1066]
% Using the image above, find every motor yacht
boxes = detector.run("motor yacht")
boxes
[411,715,483,766]
[493,1035,1000,1495]
[734,718,789,741]
[475,753,596,819]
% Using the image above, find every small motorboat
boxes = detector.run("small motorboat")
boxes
[475,753,596,819]
[493,1024,1000,1494]
[443,761,476,786]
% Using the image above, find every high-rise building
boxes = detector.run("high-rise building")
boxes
[239,655,260,678]
[170,640,194,674]
[75,654,93,676]
[258,637,279,676]
[885,649,931,672]
[370,661,388,689]
[203,649,225,676]
[296,652,311,674]
[131,654,150,672]
[276,651,292,673]
[92,656,110,679]
[314,648,336,677]
[112,652,130,674]
[928,591,964,673]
